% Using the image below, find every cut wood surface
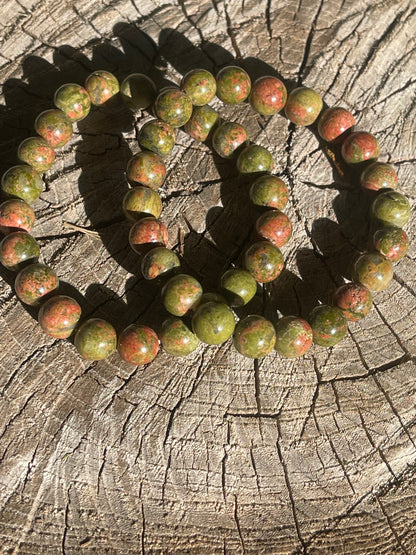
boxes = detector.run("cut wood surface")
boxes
[1,0,416,553]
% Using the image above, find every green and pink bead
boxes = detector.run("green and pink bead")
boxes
[38,295,82,339]
[0,231,40,271]
[117,324,159,365]
[216,66,251,104]
[233,315,276,359]
[74,318,117,361]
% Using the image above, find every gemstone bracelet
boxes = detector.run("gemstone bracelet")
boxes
[0,64,410,364]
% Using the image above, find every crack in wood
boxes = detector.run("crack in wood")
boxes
[233,494,246,553]
[296,0,324,84]
[222,1,243,60]
[276,419,307,553]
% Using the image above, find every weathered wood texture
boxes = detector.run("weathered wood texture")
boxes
[1,0,416,553]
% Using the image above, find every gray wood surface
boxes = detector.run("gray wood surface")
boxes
[1,0,416,553]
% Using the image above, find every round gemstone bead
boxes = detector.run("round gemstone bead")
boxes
[162,274,203,316]
[371,191,411,228]
[85,70,119,106]
[38,295,82,338]
[192,301,235,345]
[74,318,117,361]
[255,209,292,247]
[1,165,43,204]
[54,83,91,121]
[220,268,257,307]
[0,232,40,271]
[122,187,162,220]
[35,109,73,149]
[154,88,193,128]
[126,152,166,190]
[244,241,284,283]
[120,73,157,111]
[160,317,199,357]
[249,175,289,210]
[15,263,59,306]
[138,119,175,157]
[249,76,287,116]
[18,137,55,173]
[233,315,276,359]
[117,324,159,365]
[184,105,220,142]
[285,87,323,126]
[354,252,393,292]
[212,122,248,159]
[341,132,380,164]
[129,217,168,254]
[317,107,356,142]
[309,305,347,347]
[0,231,40,272]
[236,145,274,174]
[141,247,181,280]
[333,283,373,321]
[274,316,313,358]
[181,68,216,106]
[0,199,35,234]
[360,162,398,191]
[216,66,251,104]
[374,226,409,262]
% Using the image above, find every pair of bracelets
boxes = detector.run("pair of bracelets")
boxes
[0,64,411,364]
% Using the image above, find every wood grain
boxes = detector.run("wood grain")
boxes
[0,1,415,553]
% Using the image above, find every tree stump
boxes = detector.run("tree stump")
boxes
[1,1,415,553]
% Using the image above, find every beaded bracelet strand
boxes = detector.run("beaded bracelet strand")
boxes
[0,63,410,365]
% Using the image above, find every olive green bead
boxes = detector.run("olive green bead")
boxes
[220,268,257,307]
[85,70,119,106]
[216,66,251,104]
[1,165,43,204]
[192,301,235,345]
[18,137,55,173]
[138,119,175,157]
[354,252,393,292]
[309,305,347,347]
[244,241,284,283]
[126,152,166,190]
[181,68,216,106]
[35,109,73,149]
[184,105,220,142]
[236,145,274,174]
[160,317,199,357]
[274,316,313,358]
[154,88,193,128]
[233,315,276,359]
[54,83,91,121]
[212,122,248,159]
[120,73,157,111]
[141,247,181,280]
[285,87,323,126]
[74,318,117,361]
[249,175,289,210]
[373,227,409,262]
[371,191,411,228]
[162,273,203,316]
[122,187,162,220]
